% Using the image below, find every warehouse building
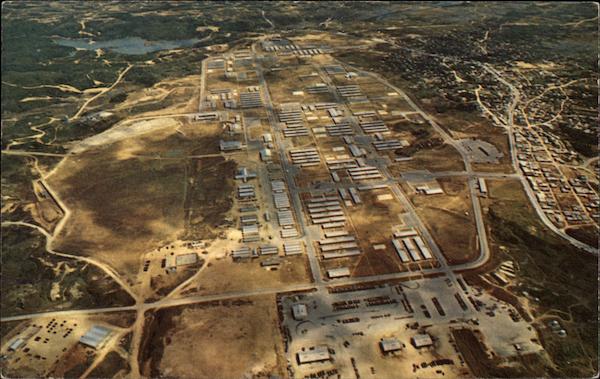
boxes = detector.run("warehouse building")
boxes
[411,333,433,348]
[380,338,403,353]
[220,140,243,151]
[297,346,331,364]
[79,325,112,350]
[327,267,351,278]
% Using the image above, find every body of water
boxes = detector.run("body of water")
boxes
[53,36,200,55]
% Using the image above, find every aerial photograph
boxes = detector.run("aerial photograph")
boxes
[0,1,598,378]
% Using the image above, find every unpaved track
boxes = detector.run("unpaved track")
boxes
[70,64,133,121]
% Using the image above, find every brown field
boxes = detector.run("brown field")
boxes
[206,72,239,93]
[48,121,230,280]
[346,189,406,276]
[264,63,336,105]
[359,81,390,94]
[373,96,414,113]
[391,144,466,173]
[180,255,310,296]
[139,295,286,378]
[437,112,513,173]
[294,165,331,188]
[409,178,478,265]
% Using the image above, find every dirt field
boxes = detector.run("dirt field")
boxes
[180,255,310,296]
[409,178,478,265]
[391,144,466,173]
[346,189,406,276]
[139,295,286,378]
[436,112,514,174]
[49,121,226,280]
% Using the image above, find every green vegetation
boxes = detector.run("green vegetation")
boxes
[88,351,130,378]
[485,180,597,377]
[0,321,21,339]
[557,124,598,158]
[1,155,38,223]
[0,225,135,317]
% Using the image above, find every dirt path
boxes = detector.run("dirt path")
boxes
[2,81,82,93]
[70,63,134,121]
[80,328,129,379]
[5,117,60,150]
[261,10,275,29]
[128,309,146,378]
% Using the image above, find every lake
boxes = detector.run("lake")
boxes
[53,36,200,55]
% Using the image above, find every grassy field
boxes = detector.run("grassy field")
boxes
[47,118,230,279]
[183,156,236,241]
[50,150,186,279]
[478,179,598,377]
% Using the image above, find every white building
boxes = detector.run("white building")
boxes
[292,303,308,320]
[297,346,330,364]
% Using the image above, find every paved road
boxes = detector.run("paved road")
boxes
[2,264,459,323]
[329,57,493,272]
[310,61,467,289]
[199,57,208,112]
[252,42,325,286]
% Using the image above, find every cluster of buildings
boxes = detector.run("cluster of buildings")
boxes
[514,127,598,226]
[391,228,434,263]
[261,38,330,56]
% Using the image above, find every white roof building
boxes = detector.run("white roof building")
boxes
[292,303,308,320]
[327,267,351,278]
[8,338,25,351]
[80,325,112,349]
[411,333,433,348]
[260,148,272,161]
[380,338,402,353]
[297,346,330,364]
[220,140,243,151]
